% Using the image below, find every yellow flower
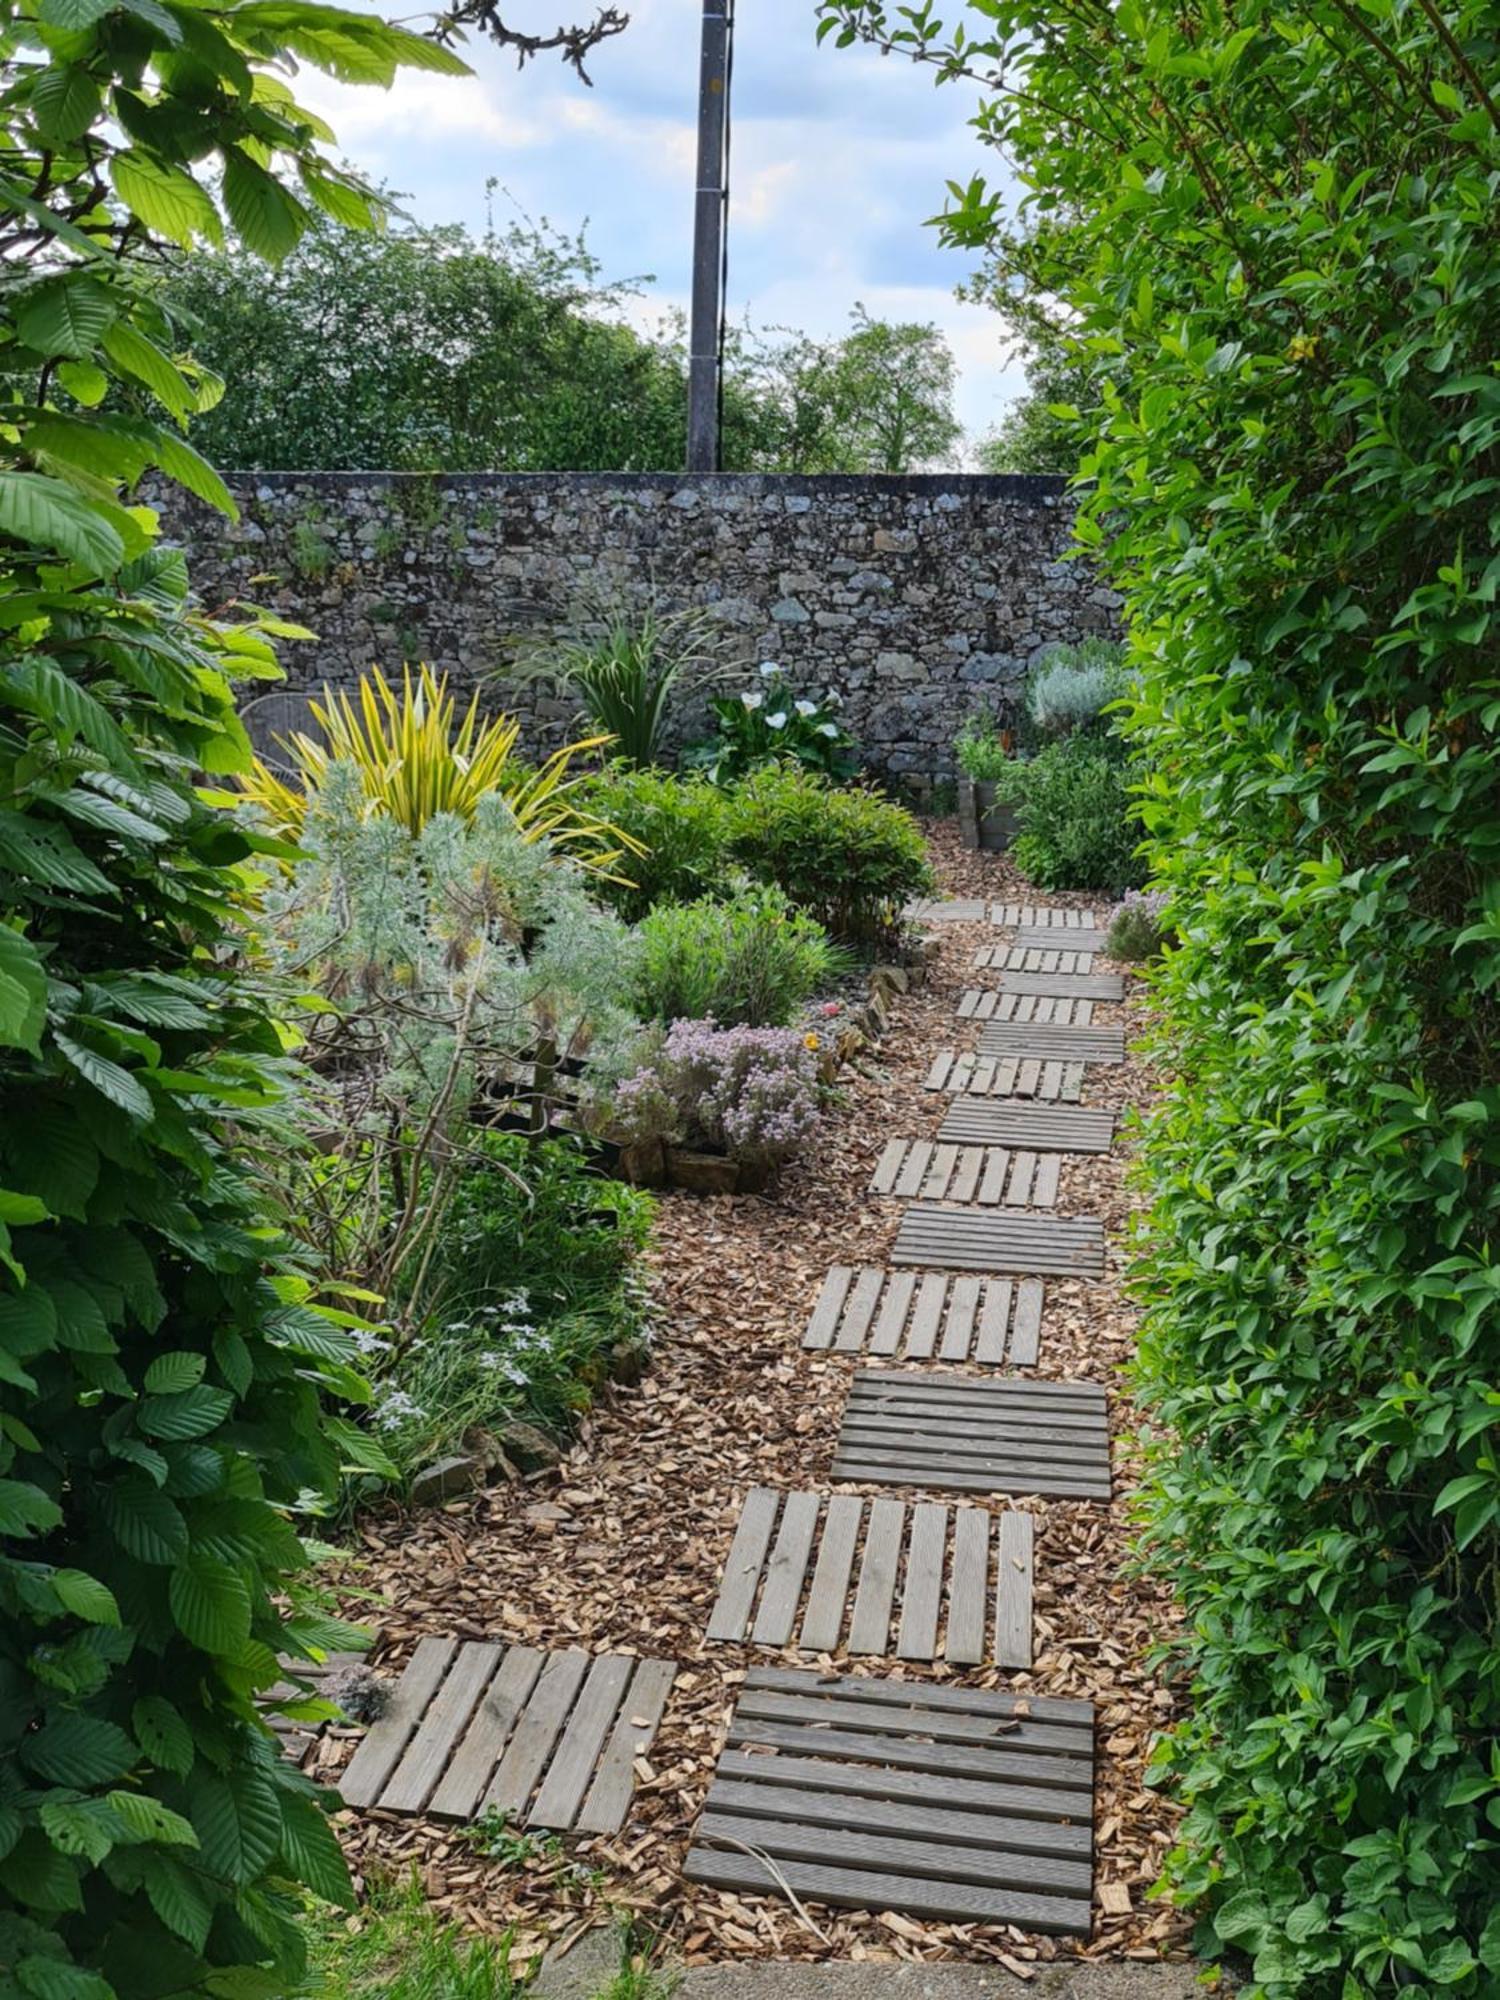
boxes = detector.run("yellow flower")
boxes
[803,1032,820,1051]
[1287,333,1319,363]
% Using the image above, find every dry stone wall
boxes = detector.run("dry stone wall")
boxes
[154,470,1119,788]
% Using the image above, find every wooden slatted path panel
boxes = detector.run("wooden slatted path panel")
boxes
[969,967,1126,1002]
[891,1205,1106,1280]
[704,1489,1035,1666]
[976,1021,1127,1065]
[938,1100,1116,1154]
[923,1051,1086,1103]
[337,1641,674,1833]
[991,904,1100,930]
[802,1267,1046,1365]
[907,897,988,922]
[1016,925,1111,954]
[957,990,1097,1025]
[982,946,1098,977]
[870,1139,1061,1209]
[683,1668,1095,1936]
[833,1368,1112,1501]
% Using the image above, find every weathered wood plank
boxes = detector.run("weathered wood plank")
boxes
[482,1648,590,1818]
[895,1503,948,1662]
[705,1777,1089,1866]
[868,1270,916,1357]
[715,1747,1091,1827]
[799,1494,863,1652]
[428,1646,544,1820]
[683,1845,1091,1937]
[833,1266,884,1354]
[697,1809,1091,1902]
[846,1498,904,1654]
[977,1020,1127,1063]
[751,1491,822,1646]
[946,1506,990,1665]
[381,1640,501,1813]
[338,1636,455,1810]
[938,1100,1115,1152]
[995,1510,1036,1671]
[892,1205,1106,1278]
[742,1665,1091,1729]
[803,1265,854,1351]
[574,1657,675,1836]
[706,1486,781,1642]
[528,1652,634,1828]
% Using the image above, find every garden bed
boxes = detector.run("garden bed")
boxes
[317,823,1191,1975]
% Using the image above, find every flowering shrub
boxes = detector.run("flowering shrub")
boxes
[688,661,860,783]
[597,1020,821,1166]
[1107,888,1170,963]
[1026,639,1130,739]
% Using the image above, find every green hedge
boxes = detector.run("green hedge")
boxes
[816,0,1500,1990]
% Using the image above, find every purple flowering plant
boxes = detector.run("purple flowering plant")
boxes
[601,1018,821,1165]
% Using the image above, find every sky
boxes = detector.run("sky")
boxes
[297,0,1025,455]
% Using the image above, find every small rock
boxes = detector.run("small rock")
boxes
[498,1419,563,1473]
[870,963,911,995]
[409,1453,484,1505]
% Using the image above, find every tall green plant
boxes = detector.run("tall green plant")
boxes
[820,0,1500,1991]
[0,4,466,1992]
[515,600,728,768]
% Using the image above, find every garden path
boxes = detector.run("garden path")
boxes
[320,824,1191,1976]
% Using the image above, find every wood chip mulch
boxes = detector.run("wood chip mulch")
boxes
[316,819,1195,1974]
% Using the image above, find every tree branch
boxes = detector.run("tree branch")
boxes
[433,2,629,81]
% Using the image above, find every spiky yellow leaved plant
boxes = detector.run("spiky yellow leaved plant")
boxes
[237,663,637,873]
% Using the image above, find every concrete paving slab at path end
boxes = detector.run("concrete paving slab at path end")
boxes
[677,1963,1214,2000]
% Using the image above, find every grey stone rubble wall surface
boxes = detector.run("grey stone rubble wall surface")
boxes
[149,470,1121,788]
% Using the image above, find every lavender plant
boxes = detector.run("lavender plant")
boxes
[592,1019,821,1167]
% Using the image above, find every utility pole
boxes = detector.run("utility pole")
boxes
[686,0,730,472]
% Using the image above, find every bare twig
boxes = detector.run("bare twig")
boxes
[432,2,629,81]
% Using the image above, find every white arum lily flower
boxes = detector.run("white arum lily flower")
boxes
[741,690,763,710]
[759,660,781,678]
[767,711,788,730]
[795,699,817,717]
[817,722,839,738]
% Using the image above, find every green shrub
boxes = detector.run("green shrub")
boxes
[955,712,1019,781]
[1025,639,1128,739]
[633,887,843,1027]
[724,765,932,943]
[573,765,731,920]
[0,9,451,1990]
[374,1134,653,1475]
[436,1134,652,1321]
[1003,738,1144,893]
[517,600,727,770]
[1105,890,1168,964]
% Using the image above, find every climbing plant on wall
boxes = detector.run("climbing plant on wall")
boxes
[0,2,465,1992]
[818,1,1500,1993]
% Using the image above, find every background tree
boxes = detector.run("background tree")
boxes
[821,1,1500,1993]
[0,2,478,1993]
[161,232,963,472]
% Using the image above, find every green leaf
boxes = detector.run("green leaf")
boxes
[30,64,103,143]
[55,360,109,407]
[38,0,114,24]
[143,1350,206,1393]
[0,472,124,574]
[137,1382,231,1440]
[105,1789,199,1847]
[221,149,308,262]
[275,1790,352,1908]
[190,1764,282,1883]
[0,1478,62,1538]
[168,1552,251,1652]
[17,1955,114,2000]
[101,1478,187,1563]
[23,1711,136,1786]
[55,1035,153,1123]
[51,1568,121,1625]
[140,1852,212,1950]
[0,926,47,1054]
[108,151,221,250]
[15,277,116,359]
[100,320,197,421]
[131,1695,193,1775]
[38,1800,116,1865]
[9,1106,99,1220]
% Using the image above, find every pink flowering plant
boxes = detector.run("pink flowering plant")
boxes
[594,1018,821,1167]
